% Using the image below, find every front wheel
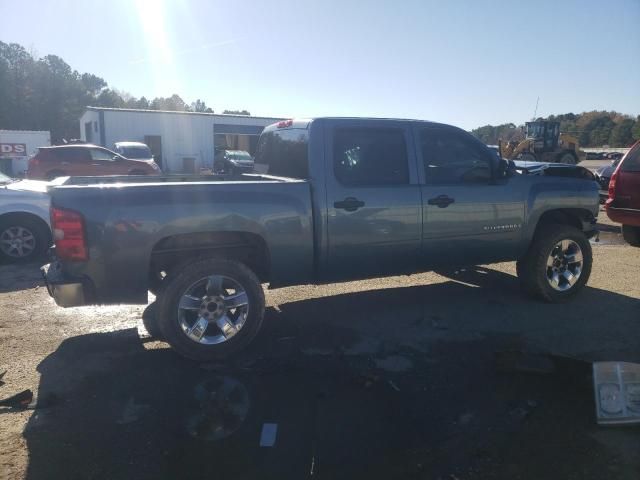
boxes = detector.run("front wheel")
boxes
[0,216,50,263]
[156,258,265,361]
[516,224,592,302]
[518,152,537,163]
[557,151,577,165]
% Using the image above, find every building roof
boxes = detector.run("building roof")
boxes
[85,106,284,121]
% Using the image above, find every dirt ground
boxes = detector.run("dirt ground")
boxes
[1,211,639,480]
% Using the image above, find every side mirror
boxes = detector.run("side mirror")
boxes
[497,159,515,179]
[113,155,122,161]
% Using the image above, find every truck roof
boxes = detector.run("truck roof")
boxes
[263,117,448,131]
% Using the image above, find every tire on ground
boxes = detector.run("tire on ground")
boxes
[141,301,164,340]
[557,151,577,164]
[156,257,265,361]
[516,224,592,303]
[622,225,640,247]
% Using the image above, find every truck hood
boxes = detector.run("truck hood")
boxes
[513,160,595,180]
[2,179,50,193]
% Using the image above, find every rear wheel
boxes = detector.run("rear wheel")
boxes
[622,225,640,247]
[46,170,66,180]
[516,224,592,302]
[157,258,265,361]
[0,215,50,263]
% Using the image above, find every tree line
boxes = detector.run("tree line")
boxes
[471,111,640,148]
[0,42,250,143]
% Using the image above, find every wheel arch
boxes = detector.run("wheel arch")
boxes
[533,208,595,236]
[149,230,271,285]
[0,211,52,239]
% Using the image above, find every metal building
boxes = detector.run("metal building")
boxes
[79,107,283,173]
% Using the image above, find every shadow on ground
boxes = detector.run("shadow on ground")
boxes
[0,261,44,293]
[21,268,640,479]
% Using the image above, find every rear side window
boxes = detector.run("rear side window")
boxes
[621,144,640,172]
[420,128,492,184]
[333,127,409,186]
[254,128,309,179]
[90,148,115,161]
[47,148,85,162]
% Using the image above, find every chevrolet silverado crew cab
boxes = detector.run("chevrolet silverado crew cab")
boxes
[43,118,599,361]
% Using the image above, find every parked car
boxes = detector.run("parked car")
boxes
[607,152,624,160]
[42,117,599,361]
[213,149,254,174]
[595,158,622,202]
[26,144,160,180]
[0,171,51,263]
[113,142,158,166]
[606,140,640,246]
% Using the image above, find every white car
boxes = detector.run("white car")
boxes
[0,171,51,263]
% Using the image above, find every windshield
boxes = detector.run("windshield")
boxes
[526,123,545,139]
[254,128,309,179]
[227,151,253,161]
[119,146,152,159]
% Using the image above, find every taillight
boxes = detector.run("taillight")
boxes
[608,168,619,200]
[51,207,88,261]
[276,119,293,128]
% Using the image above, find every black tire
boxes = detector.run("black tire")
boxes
[0,215,51,264]
[622,225,640,247]
[157,258,265,361]
[46,170,66,180]
[516,224,592,302]
[141,302,164,340]
[557,151,577,165]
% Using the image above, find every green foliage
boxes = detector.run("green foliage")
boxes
[472,111,640,148]
[0,41,218,143]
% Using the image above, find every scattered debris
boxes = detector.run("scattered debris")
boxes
[260,423,278,447]
[388,380,401,392]
[593,361,640,426]
[0,389,33,409]
[116,397,150,425]
[374,355,413,372]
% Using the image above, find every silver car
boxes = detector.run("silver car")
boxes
[0,171,51,263]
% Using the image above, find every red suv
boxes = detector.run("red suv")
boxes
[27,144,160,180]
[606,140,640,246]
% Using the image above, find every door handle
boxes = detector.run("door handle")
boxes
[427,195,455,208]
[334,197,365,212]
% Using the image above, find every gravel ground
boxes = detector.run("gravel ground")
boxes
[0,217,638,479]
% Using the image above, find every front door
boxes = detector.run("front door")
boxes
[416,125,525,267]
[324,120,422,280]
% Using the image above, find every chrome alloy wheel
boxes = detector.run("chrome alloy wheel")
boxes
[177,274,249,345]
[546,239,583,292]
[0,226,36,258]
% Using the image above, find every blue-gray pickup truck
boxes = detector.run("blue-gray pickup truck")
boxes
[43,118,599,360]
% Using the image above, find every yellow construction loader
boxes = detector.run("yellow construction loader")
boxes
[501,120,580,164]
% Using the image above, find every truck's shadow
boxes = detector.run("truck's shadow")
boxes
[22,267,638,480]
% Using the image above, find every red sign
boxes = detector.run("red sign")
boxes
[0,143,27,157]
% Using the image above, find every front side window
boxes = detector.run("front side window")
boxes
[420,128,492,185]
[333,128,409,186]
[90,148,115,161]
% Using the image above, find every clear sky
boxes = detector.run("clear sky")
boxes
[1,0,639,129]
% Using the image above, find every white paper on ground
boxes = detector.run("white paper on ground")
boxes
[593,361,640,425]
[260,423,278,447]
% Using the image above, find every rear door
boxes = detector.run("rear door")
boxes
[324,120,422,280]
[416,125,525,266]
[617,142,640,211]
